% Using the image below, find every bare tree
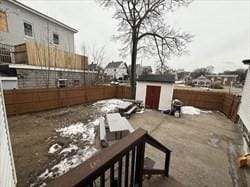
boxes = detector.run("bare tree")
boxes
[82,43,106,85]
[90,45,106,69]
[99,0,193,98]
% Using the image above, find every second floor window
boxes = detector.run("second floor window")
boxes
[24,22,33,37]
[53,33,59,44]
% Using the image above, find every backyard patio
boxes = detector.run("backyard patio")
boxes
[8,100,250,187]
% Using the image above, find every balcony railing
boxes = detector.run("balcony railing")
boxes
[0,43,15,63]
[48,128,171,187]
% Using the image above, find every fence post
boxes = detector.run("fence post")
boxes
[13,89,17,116]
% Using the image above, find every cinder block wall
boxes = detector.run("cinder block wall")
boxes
[16,69,97,88]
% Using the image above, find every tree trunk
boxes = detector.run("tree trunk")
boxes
[130,33,138,99]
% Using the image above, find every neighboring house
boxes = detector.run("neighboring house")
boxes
[176,70,190,81]
[206,74,238,86]
[0,0,77,52]
[192,75,211,87]
[0,81,17,187]
[128,64,152,78]
[238,59,250,146]
[104,61,128,80]
[88,62,103,73]
[136,74,175,111]
[142,66,152,75]
[128,64,143,78]
[0,0,98,89]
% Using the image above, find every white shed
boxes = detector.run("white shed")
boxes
[238,60,250,145]
[136,74,175,111]
[0,81,17,187]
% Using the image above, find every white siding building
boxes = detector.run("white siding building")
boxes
[0,0,77,52]
[0,81,17,187]
[238,60,250,145]
[136,74,175,111]
[104,61,128,80]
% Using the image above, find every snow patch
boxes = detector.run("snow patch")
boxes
[93,99,126,113]
[182,106,201,115]
[48,144,62,154]
[182,106,213,115]
[38,146,97,180]
[60,144,78,155]
[91,118,100,127]
[56,123,95,144]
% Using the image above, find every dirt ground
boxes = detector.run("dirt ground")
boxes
[129,110,250,187]
[8,103,101,187]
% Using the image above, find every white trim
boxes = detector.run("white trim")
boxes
[8,64,97,73]
[7,0,78,33]
[0,77,18,81]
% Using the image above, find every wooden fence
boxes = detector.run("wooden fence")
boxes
[4,86,240,123]
[4,85,130,116]
[173,89,241,123]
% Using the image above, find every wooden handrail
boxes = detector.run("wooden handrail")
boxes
[146,134,171,153]
[48,128,171,187]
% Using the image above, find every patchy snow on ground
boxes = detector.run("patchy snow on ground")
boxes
[182,106,213,115]
[32,121,98,187]
[60,144,78,155]
[48,144,62,154]
[136,109,145,114]
[38,146,97,181]
[56,122,95,144]
[182,106,201,115]
[90,118,100,127]
[93,99,126,113]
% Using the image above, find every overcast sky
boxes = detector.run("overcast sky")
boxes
[20,0,250,73]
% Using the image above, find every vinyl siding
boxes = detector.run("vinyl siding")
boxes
[0,82,17,187]
[0,0,75,52]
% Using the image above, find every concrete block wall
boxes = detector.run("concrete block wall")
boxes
[16,69,97,88]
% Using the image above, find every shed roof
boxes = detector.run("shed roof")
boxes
[7,0,78,33]
[137,74,175,83]
[105,61,123,69]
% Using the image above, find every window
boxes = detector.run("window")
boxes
[0,11,8,32]
[24,22,33,37]
[53,33,59,44]
[73,80,80,87]
[57,79,68,88]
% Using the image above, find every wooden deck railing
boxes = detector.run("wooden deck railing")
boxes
[48,128,171,187]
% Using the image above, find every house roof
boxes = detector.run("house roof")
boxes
[137,74,175,83]
[7,0,78,33]
[105,61,123,69]
[88,63,103,71]
[206,74,238,78]
[242,59,250,65]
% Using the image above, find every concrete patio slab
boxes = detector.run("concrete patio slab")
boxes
[129,110,250,187]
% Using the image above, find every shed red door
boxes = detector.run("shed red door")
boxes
[145,85,161,109]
